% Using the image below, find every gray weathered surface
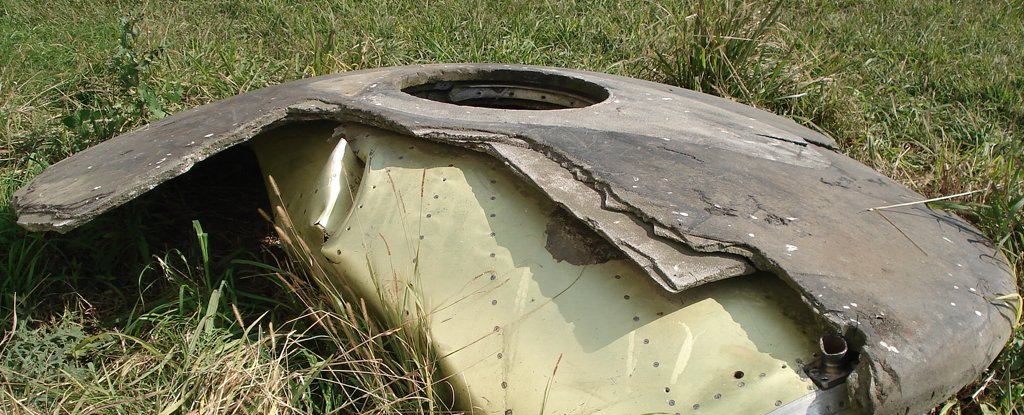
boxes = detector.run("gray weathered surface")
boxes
[13,64,1016,414]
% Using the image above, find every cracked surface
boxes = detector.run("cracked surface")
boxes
[11,64,1016,414]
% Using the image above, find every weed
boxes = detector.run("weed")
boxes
[59,17,180,151]
[0,312,91,409]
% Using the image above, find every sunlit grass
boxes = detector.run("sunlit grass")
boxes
[0,0,1020,412]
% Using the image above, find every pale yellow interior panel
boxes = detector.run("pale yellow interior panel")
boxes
[251,123,821,414]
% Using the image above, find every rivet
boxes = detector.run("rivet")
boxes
[714,393,721,400]
[426,213,432,218]
[653,362,660,368]
[490,213,496,217]
[614,275,622,279]
[336,249,342,255]
[733,371,744,379]
[693,404,700,410]
[490,196,496,200]
[624,295,631,300]
[775,400,783,407]
[737,381,745,387]
[419,235,425,240]
[493,326,501,332]
[501,382,508,389]
[491,300,498,305]
[490,274,497,281]
[433,195,439,199]
[497,353,503,359]
[644,339,650,344]
[668,400,676,406]
[665,387,671,393]
[490,253,496,257]
[633,316,640,322]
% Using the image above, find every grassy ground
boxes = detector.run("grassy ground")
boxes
[0,0,1021,413]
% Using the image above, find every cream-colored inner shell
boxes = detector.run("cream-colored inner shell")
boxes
[252,122,819,414]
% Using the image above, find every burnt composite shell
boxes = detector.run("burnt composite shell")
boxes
[12,64,1017,414]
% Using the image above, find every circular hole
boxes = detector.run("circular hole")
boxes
[733,371,744,379]
[401,69,610,110]
[820,334,848,356]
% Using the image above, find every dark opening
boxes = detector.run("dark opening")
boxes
[821,334,848,356]
[402,69,609,110]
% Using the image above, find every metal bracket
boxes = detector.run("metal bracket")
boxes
[805,334,853,390]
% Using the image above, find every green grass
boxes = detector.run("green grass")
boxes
[0,0,1021,413]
